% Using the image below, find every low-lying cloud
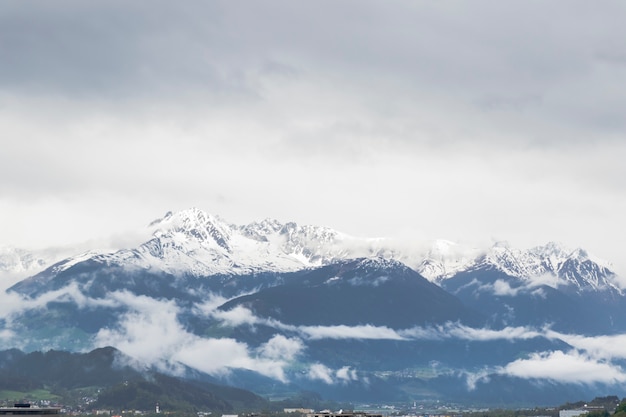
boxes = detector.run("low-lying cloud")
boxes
[301,324,405,340]
[205,302,547,343]
[307,363,359,385]
[545,332,626,361]
[6,284,626,387]
[93,294,304,382]
[499,350,626,385]
[207,304,626,386]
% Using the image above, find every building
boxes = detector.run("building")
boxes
[559,410,589,417]
[0,404,62,417]
[306,411,384,417]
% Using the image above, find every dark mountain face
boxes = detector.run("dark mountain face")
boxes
[219,258,484,328]
[0,347,268,412]
[3,244,626,407]
[9,259,286,300]
[0,347,139,392]
[94,373,268,412]
[8,257,484,342]
[442,266,626,334]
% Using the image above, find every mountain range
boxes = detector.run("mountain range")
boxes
[3,207,617,286]
[1,208,625,407]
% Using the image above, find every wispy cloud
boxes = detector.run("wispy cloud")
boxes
[257,334,303,361]
[498,350,626,385]
[0,328,15,341]
[545,331,626,361]
[300,324,405,340]
[398,323,546,342]
[305,364,360,385]
[462,369,493,391]
[93,295,186,370]
[205,300,556,343]
[492,280,521,296]
[93,294,304,382]
[207,306,626,386]
[307,363,334,384]
[211,305,261,327]
[7,283,626,388]
[172,336,298,382]
[1,283,119,323]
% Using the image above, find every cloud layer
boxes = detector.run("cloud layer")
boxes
[0,1,625,277]
[4,283,626,388]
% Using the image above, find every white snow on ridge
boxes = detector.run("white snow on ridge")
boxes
[1,208,618,292]
[467,241,618,292]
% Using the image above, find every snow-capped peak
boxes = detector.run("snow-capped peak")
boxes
[414,240,480,280]
[240,218,284,241]
[468,241,617,291]
[148,208,233,251]
[106,208,360,277]
[7,208,618,295]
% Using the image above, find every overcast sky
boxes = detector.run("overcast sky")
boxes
[1,1,625,274]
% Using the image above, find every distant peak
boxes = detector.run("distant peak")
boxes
[530,242,601,263]
[491,241,511,249]
[148,211,172,227]
[570,247,589,259]
[534,241,570,255]
[149,208,223,227]
[177,207,215,222]
[147,208,233,251]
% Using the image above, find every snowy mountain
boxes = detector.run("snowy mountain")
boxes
[218,257,484,328]
[465,241,619,292]
[11,208,617,295]
[121,208,354,276]
[22,208,394,283]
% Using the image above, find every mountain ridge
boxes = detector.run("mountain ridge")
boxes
[3,208,618,294]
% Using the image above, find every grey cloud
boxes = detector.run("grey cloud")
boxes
[1,0,626,279]
[0,1,239,99]
[3,0,626,154]
[3,0,625,140]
